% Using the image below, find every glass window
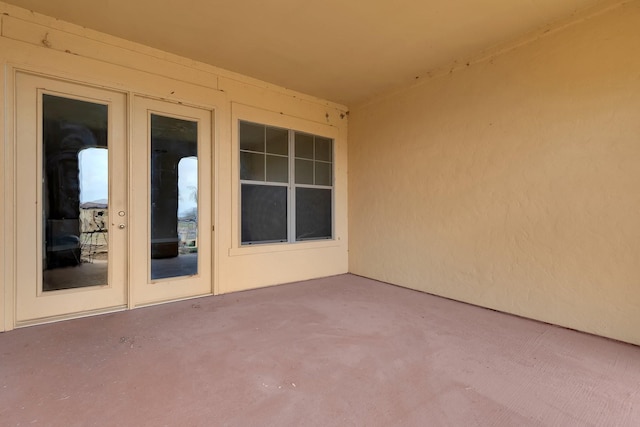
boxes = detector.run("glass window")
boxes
[239,121,264,152]
[296,188,332,240]
[241,184,288,243]
[266,127,288,155]
[266,155,288,183]
[295,133,314,159]
[239,120,333,245]
[295,159,314,185]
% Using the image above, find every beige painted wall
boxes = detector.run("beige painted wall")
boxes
[349,1,640,345]
[0,2,348,329]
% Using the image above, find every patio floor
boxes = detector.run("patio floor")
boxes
[1,274,639,426]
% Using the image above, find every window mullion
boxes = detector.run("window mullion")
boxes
[288,129,295,243]
[312,135,316,185]
[262,126,267,181]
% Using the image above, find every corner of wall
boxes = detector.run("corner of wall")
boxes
[347,2,640,345]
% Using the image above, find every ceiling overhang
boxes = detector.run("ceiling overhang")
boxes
[1,0,619,105]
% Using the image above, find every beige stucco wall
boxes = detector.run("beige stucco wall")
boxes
[0,2,348,329]
[349,1,640,345]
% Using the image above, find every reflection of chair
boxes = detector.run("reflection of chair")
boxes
[47,234,81,268]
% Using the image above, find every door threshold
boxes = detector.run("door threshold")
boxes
[15,305,128,329]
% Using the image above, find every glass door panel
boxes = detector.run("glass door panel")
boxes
[131,97,212,306]
[42,95,109,291]
[150,114,198,280]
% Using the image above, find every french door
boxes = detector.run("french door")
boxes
[130,96,212,306]
[15,74,213,325]
[15,73,128,324]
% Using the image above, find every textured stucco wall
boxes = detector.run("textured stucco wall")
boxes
[349,1,640,344]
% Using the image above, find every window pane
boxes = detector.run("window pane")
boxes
[242,184,288,244]
[296,188,332,240]
[295,159,314,184]
[295,133,314,159]
[315,137,332,162]
[240,151,265,181]
[266,155,288,183]
[266,127,288,155]
[240,121,265,152]
[150,114,198,280]
[239,121,334,246]
[42,94,108,291]
[315,162,332,186]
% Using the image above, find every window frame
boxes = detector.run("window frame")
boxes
[239,119,335,246]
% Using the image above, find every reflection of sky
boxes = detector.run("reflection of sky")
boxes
[78,149,198,214]
[79,148,108,204]
[178,157,198,216]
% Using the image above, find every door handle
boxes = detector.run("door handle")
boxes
[118,224,126,229]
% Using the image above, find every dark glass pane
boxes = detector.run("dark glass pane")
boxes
[266,127,288,155]
[296,188,332,240]
[295,159,313,185]
[42,94,109,291]
[315,137,332,162]
[240,151,265,181]
[266,155,288,183]
[240,121,265,152]
[315,162,332,186]
[295,133,314,159]
[241,184,287,244]
[150,114,198,280]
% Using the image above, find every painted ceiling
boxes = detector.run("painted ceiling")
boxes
[3,0,615,105]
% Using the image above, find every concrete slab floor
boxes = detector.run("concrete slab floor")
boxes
[1,274,639,426]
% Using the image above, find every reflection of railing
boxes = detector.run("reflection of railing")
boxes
[178,219,197,254]
[179,239,198,254]
[79,208,109,263]
[80,230,108,263]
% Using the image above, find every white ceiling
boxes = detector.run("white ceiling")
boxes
[3,0,613,105]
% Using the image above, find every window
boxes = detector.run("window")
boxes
[240,120,333,245]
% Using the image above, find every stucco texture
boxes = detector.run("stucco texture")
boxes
[348,1,640,345]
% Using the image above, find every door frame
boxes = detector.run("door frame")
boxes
[14,72,129,325]
[130,95,214,307]
[4,64,225,329]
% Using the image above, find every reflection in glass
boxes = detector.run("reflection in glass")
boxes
[42,95,109,291]
[315,161,332,186]
[240,151,264,181]
[150,114,198,280]
[315,137,332,161]
[266,155,288,183]
[239,121,264,152]
[295,133,314,159]
[295,159,314,185]
[266,127,288,155]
